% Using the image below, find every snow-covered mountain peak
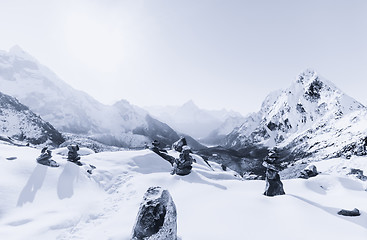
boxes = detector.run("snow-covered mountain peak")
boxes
[8,45,38,63]
[226,69,367,156]
[296,68,318,85]
[180,100,199,112]
[0,47,186,148]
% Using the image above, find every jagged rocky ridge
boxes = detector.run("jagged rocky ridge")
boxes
[0,46,204,149]
[0,91,64,146]
[224,69,367,161]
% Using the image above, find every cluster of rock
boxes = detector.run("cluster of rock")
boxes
[262,148,285,197]
[132,186,177,240]
[348,168,367,181]
[336,137,367,159]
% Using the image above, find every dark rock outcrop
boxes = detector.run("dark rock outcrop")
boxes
[348,168,367,181]
[264,169,285,196]
[298,165,318,179]
[132,186,177,240]
[0,91,64,146]
[337,208,360,217]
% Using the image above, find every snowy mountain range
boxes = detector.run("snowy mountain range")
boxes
[0,91,63,146]
[224,69,367,161]
[0,46,197,148]
[145,100,245,139]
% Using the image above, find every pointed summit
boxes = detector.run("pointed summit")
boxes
[9,45,37,62]
[296,68,318,85]
[182,100,198,109]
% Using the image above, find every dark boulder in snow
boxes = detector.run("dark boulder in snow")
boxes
[264,169,285,196]
[172,137,187,152]
[132,186,177,240]
[337,208,360,217]
[298,164,318,179]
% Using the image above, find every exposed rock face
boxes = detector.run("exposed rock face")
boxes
[172,137,187,152]
[132,186,177,240]
[299,164,318,179]
[0,91,64,146]
[337,208,360,217]
[348,168,367,181]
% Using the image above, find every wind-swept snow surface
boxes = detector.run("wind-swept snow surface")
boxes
[0,143,366,240]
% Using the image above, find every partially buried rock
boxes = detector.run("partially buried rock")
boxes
[299,164,318,179]
[264,168,285,196]
[132,186,177,240]
[337,208,361,217]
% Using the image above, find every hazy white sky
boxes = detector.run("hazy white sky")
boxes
[0,0,366,115]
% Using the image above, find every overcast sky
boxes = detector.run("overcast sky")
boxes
[0,0,366,115]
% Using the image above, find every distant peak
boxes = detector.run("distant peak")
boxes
[9,45,36,62]
[182,100,198,108]
[296,68,318,85]
[113,99,131,107]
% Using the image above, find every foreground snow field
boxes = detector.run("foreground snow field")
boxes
[0,143,366,240]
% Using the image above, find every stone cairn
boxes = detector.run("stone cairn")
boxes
[132,186,177,240]
[172,145,196,176]
[263,147,285,197]
[67,144,82,165]
[36,147,59,167]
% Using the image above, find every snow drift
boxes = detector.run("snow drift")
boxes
[0,142,366,240]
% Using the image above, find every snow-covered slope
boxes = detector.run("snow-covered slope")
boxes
[0,46,180,148]
[0,143,366,239]
[145,100,244,139]
[0,91,63,146]
[225,69,367,160]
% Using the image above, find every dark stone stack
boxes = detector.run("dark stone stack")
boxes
[172,137,187,152]
[172,146,196,176]
[299,165,318,179]
[67,145,81,165]
[263,148,285,196]
[36,147,59,167]
[132,186,177,240]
